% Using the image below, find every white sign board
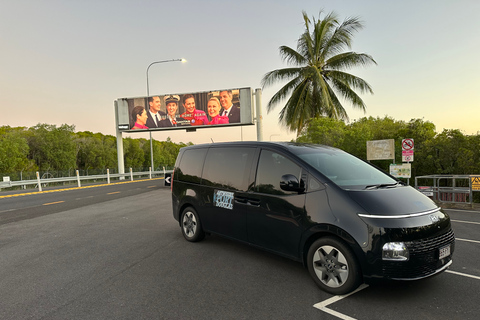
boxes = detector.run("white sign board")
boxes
[367,139,395,161]
[390,163,411,178]
[3,176,10,182]
[418,187,433,197]
[402,150,414,162]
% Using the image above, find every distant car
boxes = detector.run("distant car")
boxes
[171,142,455,295]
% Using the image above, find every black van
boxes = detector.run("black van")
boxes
[171,142,455,294]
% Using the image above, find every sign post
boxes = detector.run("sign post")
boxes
[402,138,414,162]
[401,138,414,184]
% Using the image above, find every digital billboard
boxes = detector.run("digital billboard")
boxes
[115,87,254,132]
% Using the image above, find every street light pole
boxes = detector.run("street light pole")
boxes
[146,58,185,171]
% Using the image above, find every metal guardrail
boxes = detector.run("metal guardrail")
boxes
[0,168,173,192]
[415,174,480,205]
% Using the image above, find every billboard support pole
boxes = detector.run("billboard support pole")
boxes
[255,88,263,141]
[114,100,125,179]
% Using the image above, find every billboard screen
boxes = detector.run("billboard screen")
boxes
[115,87,253,132]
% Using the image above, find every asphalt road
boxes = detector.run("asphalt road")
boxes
[0,181,479,319]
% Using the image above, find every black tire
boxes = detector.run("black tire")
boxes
[180,207,205,242]
[307,237,362,295]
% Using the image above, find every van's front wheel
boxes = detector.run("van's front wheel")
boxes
[307,237,361,295]
[181,207,205,242]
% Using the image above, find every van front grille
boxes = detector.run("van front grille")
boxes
[382,229,455,279]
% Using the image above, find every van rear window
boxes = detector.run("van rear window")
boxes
[176,148,208,184]
[202,147,255,191]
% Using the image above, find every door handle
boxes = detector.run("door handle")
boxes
[234,196,248,204]
[247,199,261,206]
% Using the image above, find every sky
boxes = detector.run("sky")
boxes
[1,0,479,145]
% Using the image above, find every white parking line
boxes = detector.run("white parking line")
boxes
[456,238,480,244]
[312,268,479,319]
[313,284,369,320]
[445,209,480,213]
[446,270,480,280]
[451,219,480,225]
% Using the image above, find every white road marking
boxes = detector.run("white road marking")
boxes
[313,284,369,320]
[444,209,480,213]
[456,238,480,244]
[451,219,480,225]
[446,270,480,280]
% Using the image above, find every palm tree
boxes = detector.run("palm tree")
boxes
[261,10,377,136]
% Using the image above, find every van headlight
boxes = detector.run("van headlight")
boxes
[382,242,409,261]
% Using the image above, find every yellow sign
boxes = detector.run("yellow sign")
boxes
[471,176,480,191]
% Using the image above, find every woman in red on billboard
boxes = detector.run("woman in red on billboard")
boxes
[207,97,229,125]
[180,94,209,126]
[131,106,149,130]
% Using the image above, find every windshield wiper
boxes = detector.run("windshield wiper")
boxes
[364,182,403,190]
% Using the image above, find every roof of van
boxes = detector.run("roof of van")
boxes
[181,141,341,152]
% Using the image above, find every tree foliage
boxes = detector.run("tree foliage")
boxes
[2,119,480,181]
[262,10,376,135]
[0,124,190,177]
[26,124,78,171]
[0,126,34,173]
[296,116,480,178]
[76,131,117,171]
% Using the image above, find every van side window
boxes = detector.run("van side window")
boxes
[255,150,301,195]
[202,147,255,191]
[176,148,208,184]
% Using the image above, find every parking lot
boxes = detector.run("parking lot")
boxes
[315,207,480,320]
[0,184,479,319]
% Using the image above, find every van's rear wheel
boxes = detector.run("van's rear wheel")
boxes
[307,237,361,295]
[181,207,205,242]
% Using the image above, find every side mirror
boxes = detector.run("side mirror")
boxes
[280,174,305,193]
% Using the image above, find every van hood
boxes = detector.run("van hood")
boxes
[346,185,438,215]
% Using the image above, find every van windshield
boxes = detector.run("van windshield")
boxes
[296,147,397,190]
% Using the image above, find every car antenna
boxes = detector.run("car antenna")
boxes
[211,138,215,143]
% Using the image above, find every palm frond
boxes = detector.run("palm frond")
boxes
[329,77,367,112]
[262,10,375,135]
[279,46,307,66]
[327,70,374,94]
[265,75,304,112]
[326,52,376,70]
[321,16,363,59]
[261,67,303,88]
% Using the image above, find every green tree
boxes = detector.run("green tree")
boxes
[296,117,346,147]
[0,126,33,173]
[26,124,77,171]
[160,138,190,168]
[124,137,146,170]
[261,10,376,135]
[296,116,440,177]
[76,131,117,172]
[424,129,469,174]
[463,134,480,174]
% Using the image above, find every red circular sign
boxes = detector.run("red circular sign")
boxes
[402,139,414,150]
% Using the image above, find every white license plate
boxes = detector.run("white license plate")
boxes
[439,245,451,259]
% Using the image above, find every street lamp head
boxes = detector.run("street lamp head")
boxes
[181,58,187,63]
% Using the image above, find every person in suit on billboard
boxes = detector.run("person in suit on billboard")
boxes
[219,90,240,123]
[146,96,166,128]
[159,95,189,127]
[207,97,229,125]
[180,94,209,126]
